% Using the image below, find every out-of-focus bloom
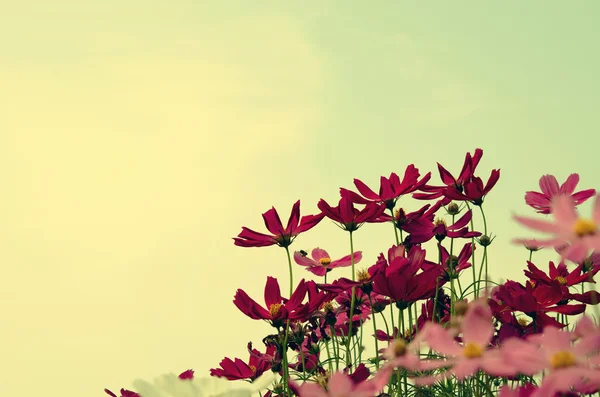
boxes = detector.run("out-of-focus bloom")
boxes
[132,370,275,397]
[415,300,516,384]
[294,366,392,397]
[339,165,431,209]
[513,194,600,263]
[234,200,324,248]
[525,174,596,215]
[318,196,386,232]
[503,324,600,396]
[233,277,309,326]
[294,248,362,277]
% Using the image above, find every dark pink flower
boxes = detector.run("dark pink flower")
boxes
[403,210,481,244]
[414,148,484,201]
[525,174,596,215]
[178,369,194,380]
[233,277,309,326]
[234,200,324,248]
[318,196,386,232]
[210,342,276,381]
[104,389,140,397]
[340,165,431,209]
[294,248,363,277]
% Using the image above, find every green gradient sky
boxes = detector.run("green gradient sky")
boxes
[1,2,599,396]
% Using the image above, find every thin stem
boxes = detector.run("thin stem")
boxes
[368,294,380,369]
[284,247,294,297]
[465,202,478,297]
[389,208,400,245]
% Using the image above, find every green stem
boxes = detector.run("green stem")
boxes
[346,231,356,371]
[465,203,478,297]
[368,294,380,369]
[479,205,489,292]
[284,247,294,297]
[389,208,400,245]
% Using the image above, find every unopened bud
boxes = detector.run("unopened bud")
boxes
[447,202,460,215]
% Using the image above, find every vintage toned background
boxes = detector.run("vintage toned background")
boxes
[1,1,599,396]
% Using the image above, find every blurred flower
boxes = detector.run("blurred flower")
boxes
[525,173,596,215]
[514,194,600,263]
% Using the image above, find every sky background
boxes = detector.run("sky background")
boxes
[1,1,599,396]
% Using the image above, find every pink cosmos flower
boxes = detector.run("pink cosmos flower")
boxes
[293,248,363,277]
[513,194,600,263]
[503,324,600,396]
[525,174,596,215]
[295,366,392,397]
[415,299,517,384]
[234,200,324,248]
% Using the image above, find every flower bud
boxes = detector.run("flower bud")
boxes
[447,202,460,215]
[477,234,495,247]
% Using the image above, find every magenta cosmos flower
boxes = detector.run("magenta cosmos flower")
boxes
[234,200,324,248]
[293,248,363,277]
[104,389,140,397]
[414,148,484,201]
[317,196,386,232]
[514,194,600,263]
[233,276,309,327]
[210,343,275,381]
[339,164,431,209]
[525,173,596,215]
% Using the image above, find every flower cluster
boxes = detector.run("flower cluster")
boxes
[105,149,600,397]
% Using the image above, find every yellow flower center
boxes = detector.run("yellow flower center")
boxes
[434,218,447,227]
[249,365,256,373]
[315,370,330,389]
[269,303,283,317]
[320,301,334,312]
[463,342,484,359]
[554,276,568,286]
[550,351,576,369]
[319,257,332,266]
[357,268,370,282]
[392,339,407,357]
[574,219,597,237]
[517,318,530,327]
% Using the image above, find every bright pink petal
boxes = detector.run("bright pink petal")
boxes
[540,326,572,353]
[353,178,380,201]
[294,251,318,267]
[422,323,462,356]
[572,189,597,205]
[330,251,362,268]
[296,212,326,234]
[560,174,580,195]
[285,200,301,234]
[311,248,330,261]
[298,382,329,397]
[593,194,600,223]
[539,175,560,197]
[264,277,282,308]
[513,215,562,234]
[452,359,480,380]
[262,207,285,236]
[551,194,578,225]
[327,372,352,395]
[462,300,494,346]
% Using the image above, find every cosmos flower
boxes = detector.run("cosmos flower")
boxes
[293,248,363,277]
[234,200,324,248]
[514,194,600,263]
[525,173,596,215]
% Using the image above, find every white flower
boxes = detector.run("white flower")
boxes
[131,371,276,397]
